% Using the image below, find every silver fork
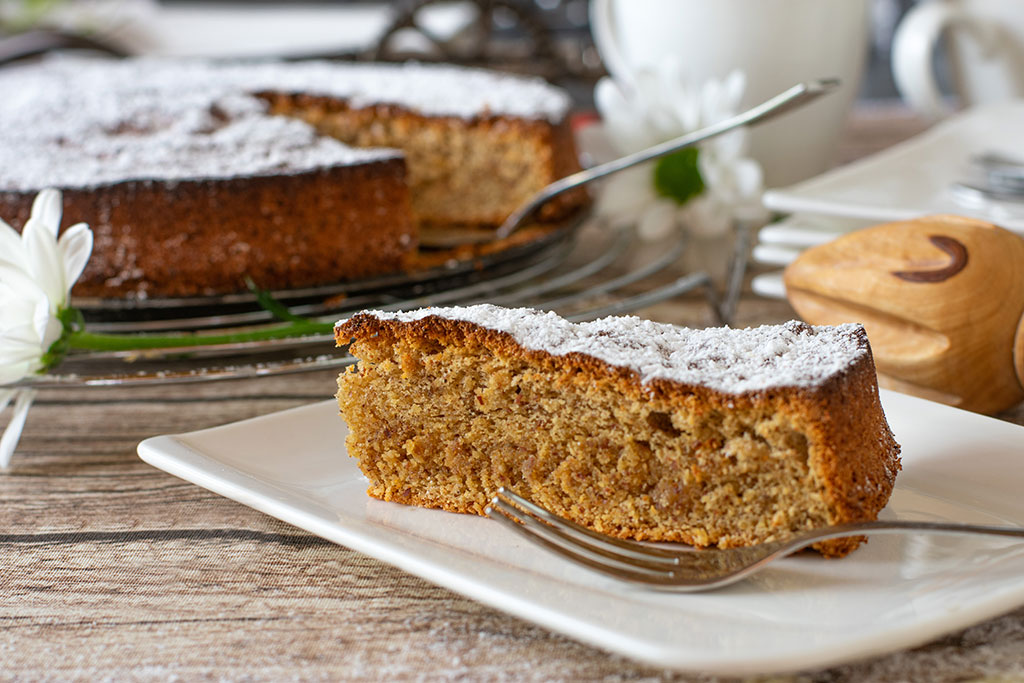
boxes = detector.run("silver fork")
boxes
[485,488,1024,592]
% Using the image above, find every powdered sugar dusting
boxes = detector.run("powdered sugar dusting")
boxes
[0,56,571,192]
[341,305,868,394]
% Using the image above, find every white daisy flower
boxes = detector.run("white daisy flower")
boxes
[0,189,93,467]
[591,61,766,240]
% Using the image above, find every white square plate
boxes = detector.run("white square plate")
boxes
[762,102,1024,233]
[138,390,1024,676]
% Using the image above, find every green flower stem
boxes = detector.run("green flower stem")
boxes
[67,320,336,352]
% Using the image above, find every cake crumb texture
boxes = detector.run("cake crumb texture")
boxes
[336,307,902,557]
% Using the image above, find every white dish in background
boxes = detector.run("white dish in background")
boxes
[750,271,788,299]
[763,101,1024,232]
[750,215,872,298]
[138,391,1024,676]
[751,244,802,267]
[757,215,873,248]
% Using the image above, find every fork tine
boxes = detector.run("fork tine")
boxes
[487,496,681,573]
[485,497,690,584]
[486,488,816,592]
[495,488,683,563]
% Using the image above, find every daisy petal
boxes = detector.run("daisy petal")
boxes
[31,189,63,237]
[731,159,765,199]
[0,269,55,384]
[682,196,731,239]
[0,361,33,387]
[0,388,36,469]
[0,219,27,270]
[0,262,42,296]
[58,222,94,288]
[0,344,43,369]
[636,200,678,241]
[723,70,746,111]
[23,216,66,309]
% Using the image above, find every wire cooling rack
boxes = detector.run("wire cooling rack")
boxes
[14,218,751,388]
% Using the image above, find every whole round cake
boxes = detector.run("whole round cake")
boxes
[0,57,582,299]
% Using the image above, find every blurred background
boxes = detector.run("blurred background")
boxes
[0,0,951,107]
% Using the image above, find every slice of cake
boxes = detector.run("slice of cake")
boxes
[335,306,901,557]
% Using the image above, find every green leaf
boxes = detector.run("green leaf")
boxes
[652,148,705,205]
[67,318,337,352]
[31,286,338,374]
[245,277,306,323]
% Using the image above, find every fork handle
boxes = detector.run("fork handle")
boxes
[795,520,1024,549]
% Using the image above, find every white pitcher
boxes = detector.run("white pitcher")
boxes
[893,0,1024,120]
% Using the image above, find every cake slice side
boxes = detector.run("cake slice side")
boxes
[335,308,901,557]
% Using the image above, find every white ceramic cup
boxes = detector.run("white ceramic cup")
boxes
[892,0,1024,121]
[589,0,871,188]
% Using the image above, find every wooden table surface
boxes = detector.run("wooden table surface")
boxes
[5,104,1024,682]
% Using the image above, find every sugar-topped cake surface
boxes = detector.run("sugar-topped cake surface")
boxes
[0,56,571,192]
[340,305,868,394]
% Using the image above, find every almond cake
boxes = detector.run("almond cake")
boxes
[335,305,901,557]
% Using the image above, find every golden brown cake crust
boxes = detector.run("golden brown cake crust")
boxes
[0,159,415,299]
[335,312,901,558]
